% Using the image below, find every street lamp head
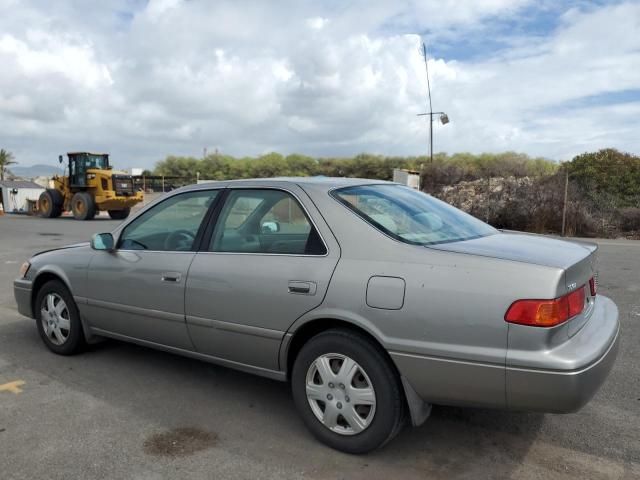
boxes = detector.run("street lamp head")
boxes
[439,113,450,125]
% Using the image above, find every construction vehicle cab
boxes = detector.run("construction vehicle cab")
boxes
[39,152,143,220]
[67,152,110,187]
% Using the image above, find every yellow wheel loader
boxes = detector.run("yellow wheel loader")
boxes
[39,152,143,220]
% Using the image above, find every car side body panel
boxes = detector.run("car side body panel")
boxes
[184,182,342,370]
[85,250,196,350]
[13,177,619,423]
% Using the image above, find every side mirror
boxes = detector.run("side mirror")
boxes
[91,233,115,251]
[261,221,280,233]
[58,155,63,164]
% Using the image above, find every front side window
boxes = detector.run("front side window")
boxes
[210,189,326,255]
[119,190,218,251]
[332,184,496,245]
[85,155,108,169]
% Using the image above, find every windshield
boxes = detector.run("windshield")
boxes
[332,184,497,245]
[83,154,109,169]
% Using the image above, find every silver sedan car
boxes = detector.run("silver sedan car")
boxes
[14,178,619,453]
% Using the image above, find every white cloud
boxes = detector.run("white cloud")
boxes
[0,32,113,89]
[306,17,328,30]
[146,0,183,22]
[0,0,638,168]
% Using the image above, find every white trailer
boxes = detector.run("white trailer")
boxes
[0,180,44,213]
[392,168,421,189]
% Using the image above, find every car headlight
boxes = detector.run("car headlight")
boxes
[19,261,30,278]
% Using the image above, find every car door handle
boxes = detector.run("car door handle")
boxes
[288,281,316,295]
[161,272,182,283]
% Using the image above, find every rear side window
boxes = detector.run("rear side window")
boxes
[332,184,496,245]
[210,189,326,255]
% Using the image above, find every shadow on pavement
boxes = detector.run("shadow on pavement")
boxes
[0,319,549,479]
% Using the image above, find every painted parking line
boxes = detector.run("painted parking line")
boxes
[0,380,25,394]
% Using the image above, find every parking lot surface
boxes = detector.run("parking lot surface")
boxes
[0,214,638,480]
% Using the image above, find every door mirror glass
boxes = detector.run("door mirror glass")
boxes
[91,233,114,251]
[261,220,280,233]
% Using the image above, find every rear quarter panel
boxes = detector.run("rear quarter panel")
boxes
[294,183,565,408]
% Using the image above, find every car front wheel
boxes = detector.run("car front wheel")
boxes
[291,329,405,454]
[35,280,85,355]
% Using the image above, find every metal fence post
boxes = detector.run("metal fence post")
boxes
[561,168,568,236]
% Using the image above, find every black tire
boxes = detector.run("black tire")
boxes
[34,280,86,355]
[39,189,63,218]
[108,208,130,220]
[71,192,96,220]
[291,329,406,454]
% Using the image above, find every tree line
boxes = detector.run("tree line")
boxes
[153,151,558,182]
[153,148,640,237]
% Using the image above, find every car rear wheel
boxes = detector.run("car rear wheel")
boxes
[291,329,405,454]
[35,280,85,355]
[71,192,96,220]
[108,208,130,220]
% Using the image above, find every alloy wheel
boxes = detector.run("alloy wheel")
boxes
[305,353,376,435]
[40,293,71,345]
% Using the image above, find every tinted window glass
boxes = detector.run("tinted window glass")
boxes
[333,184,496,245]
[84,154,108,169]
[210,189,326,255]
[119,190,218,251]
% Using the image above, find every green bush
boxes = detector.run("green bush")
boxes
[152,148,638,237]
[154,151,557,183]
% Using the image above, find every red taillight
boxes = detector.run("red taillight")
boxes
[567,287,585,318]
[505,286,586,327]
[589,276,597,296]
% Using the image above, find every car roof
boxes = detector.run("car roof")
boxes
[182,176,395,192]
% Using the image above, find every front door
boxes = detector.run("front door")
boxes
[85,189,221,349]
[185,186,340,371]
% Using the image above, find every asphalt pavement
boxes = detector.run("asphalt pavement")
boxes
[0,213,638,479]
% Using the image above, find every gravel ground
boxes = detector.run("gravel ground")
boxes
[0,213,638,480]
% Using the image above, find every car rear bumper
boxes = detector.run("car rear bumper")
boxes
[391,295,619,417]
[14,278,33,318]
[506,295,620,413]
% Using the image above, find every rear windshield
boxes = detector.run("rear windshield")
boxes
[332,184,496,246]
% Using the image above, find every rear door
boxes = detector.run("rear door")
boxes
[184,184,340,371]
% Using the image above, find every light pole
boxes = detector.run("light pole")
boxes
[417,111,449,164]
[417,42,449,163]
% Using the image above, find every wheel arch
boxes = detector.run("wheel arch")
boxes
[30,268,95,343]
[285,319,373,372]
[281,312,431,427]
[31,269,73,315]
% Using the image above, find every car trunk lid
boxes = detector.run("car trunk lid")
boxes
[427,231,596,270]
[429,232,598,336]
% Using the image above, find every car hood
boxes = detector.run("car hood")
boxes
[428,232,596,269]
[32,242,90,258]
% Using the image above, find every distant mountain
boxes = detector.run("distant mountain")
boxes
[8,164,62,179]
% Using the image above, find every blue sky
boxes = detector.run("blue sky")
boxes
[0,0,638,168]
